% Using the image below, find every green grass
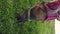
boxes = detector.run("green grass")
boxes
[0,0,54,34]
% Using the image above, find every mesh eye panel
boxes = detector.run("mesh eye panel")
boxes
[58,10,60,15]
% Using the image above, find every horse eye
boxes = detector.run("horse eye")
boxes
[58,10,60,15]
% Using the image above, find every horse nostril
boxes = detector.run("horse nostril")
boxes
[17,16,27,22]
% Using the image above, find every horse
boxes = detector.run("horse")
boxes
[17,1,60,22]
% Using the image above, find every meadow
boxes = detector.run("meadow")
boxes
[0,0,54,34]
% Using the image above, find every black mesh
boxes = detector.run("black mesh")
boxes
[58,10,60,15]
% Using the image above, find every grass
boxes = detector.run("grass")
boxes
[0,0,54,34]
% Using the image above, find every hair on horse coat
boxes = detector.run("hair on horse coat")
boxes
[32,2,47,22]
[17,2,47,22]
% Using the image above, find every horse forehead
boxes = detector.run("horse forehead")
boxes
[34,6,40,10]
